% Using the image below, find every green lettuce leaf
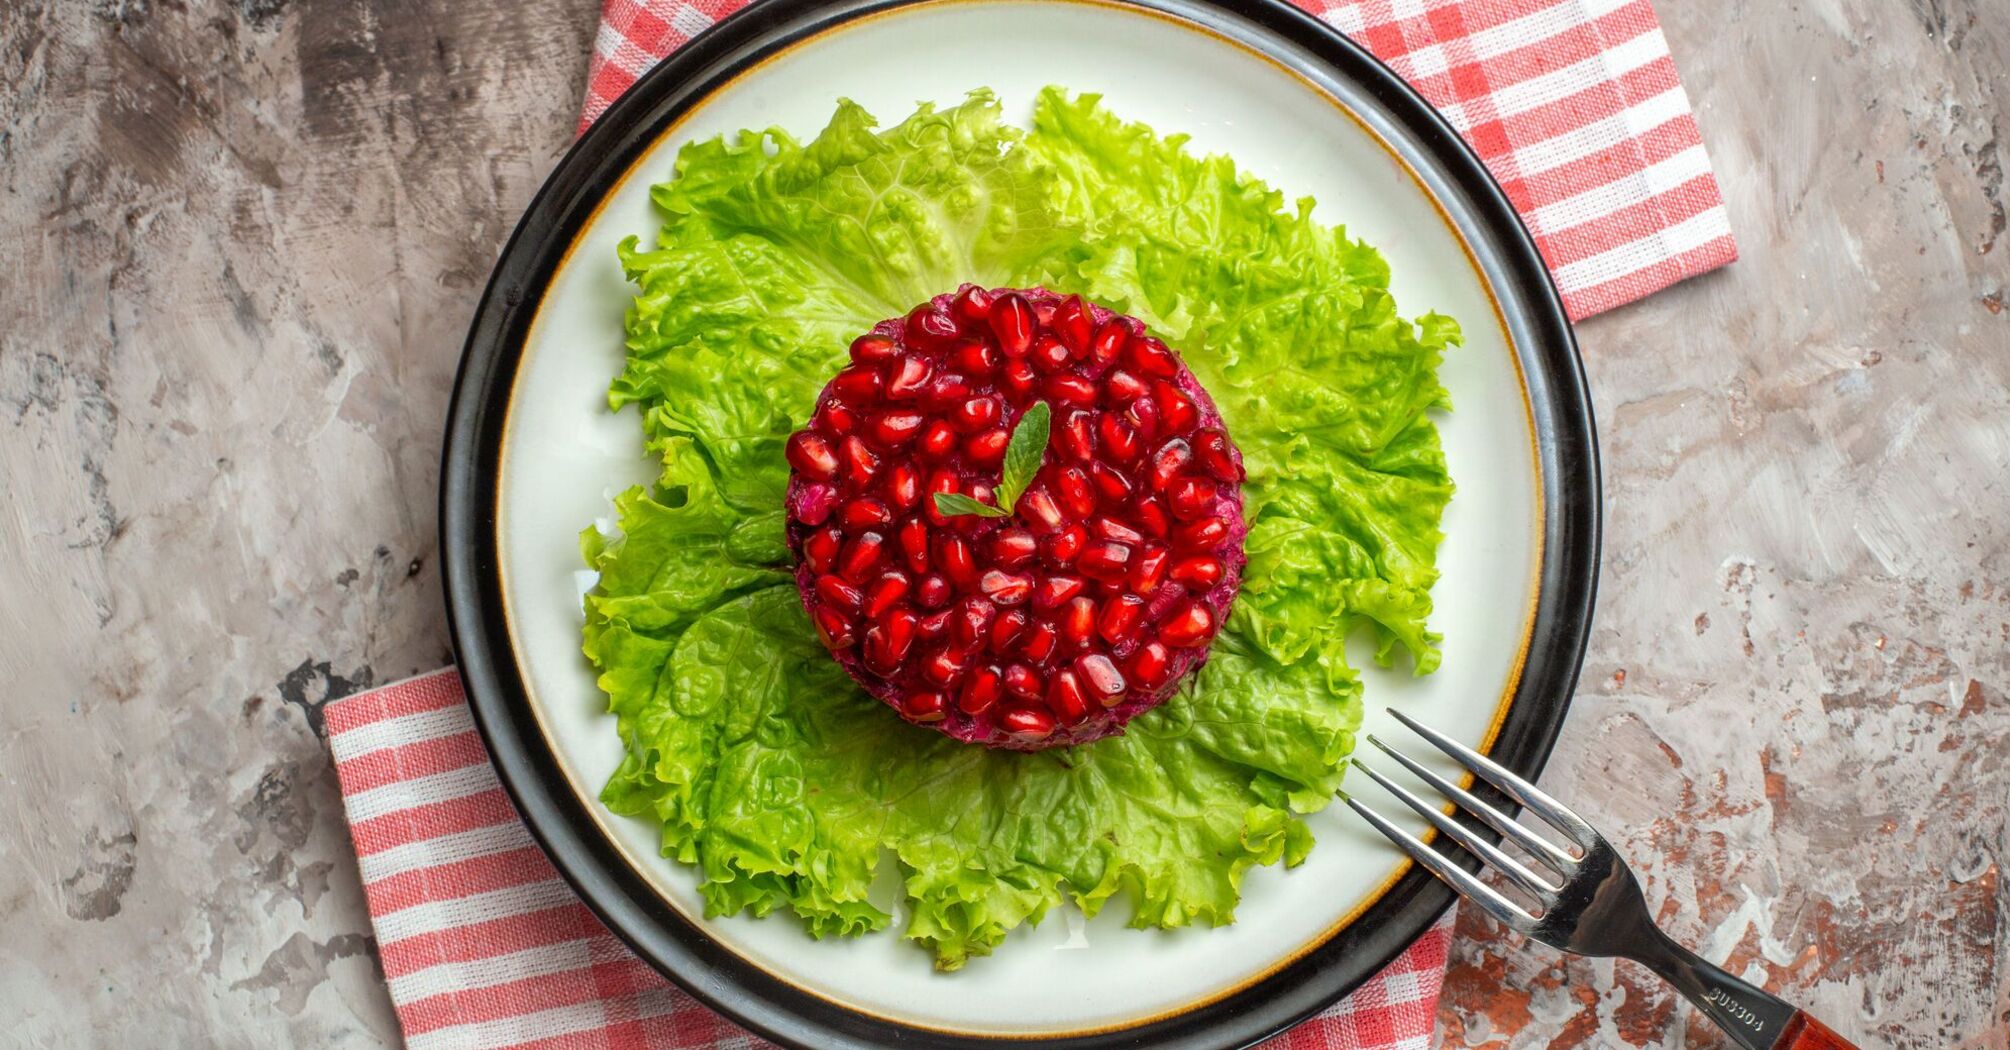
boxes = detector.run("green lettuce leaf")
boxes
[584,88,1454,968]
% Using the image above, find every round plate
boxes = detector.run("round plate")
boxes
[441,0,1599,1046]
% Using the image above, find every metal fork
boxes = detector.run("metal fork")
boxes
[1346,709,1857,1050]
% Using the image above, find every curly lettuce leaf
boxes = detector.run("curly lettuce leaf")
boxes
[585,89,1454,968]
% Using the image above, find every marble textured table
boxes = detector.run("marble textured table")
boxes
[0,1,2003,1046]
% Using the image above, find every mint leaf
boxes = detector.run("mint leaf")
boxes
[932,492,1009,518]
[996,400,1051,512]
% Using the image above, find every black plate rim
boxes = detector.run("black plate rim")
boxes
[439,1,1601,1046]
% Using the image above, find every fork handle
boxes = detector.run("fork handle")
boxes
[1631,931,1859,1050]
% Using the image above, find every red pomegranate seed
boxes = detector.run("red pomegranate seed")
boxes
[1021,622,1059,664]
[917,609,952,642]
[1097,415,1141,463]
[1077,541,1132,583]
[1126,335,1179,377]
[1091,517,1145,545]
[1194,429,1241,481]
[1052,295,1093,355]
[953,339,997,376]
[1000,705,1056,741]
[851,333,898,365]
[841,496,893,529]
[965,427,1010,467]
[952,284,995,324]
[814,607,856,650]
[786,432,838,480]
[936,535,977,585]
[1058,596,1097,646]
[903,689,948,723]
[990,293,1034,355]
[864,607,919,670]
[887,356,932,400]
[1044,373,1097,405]
[863,572,911,618]
[815,574,864,610]
[1032,574,1086,611]
[1174,516,1229,550]
[1045,523,1088,565]
[1148,439,1192,490]
[1020,486,1065,533]
[1160,601,1214,647]
[1125,395,1160,440]
[916,573,952,608]
[1089,320,1129,366]
[919,421,958,460]
[987,529,1036,568]
[925,373,973,407]
[1055,466,1096,519]
[840,435,880,485]
[1075,653,1125,702]
[980,569,1033,605]
[831,364,882,402]
[1165,475,1217,520]
[1003,663,1041,699]
[958,666,1003,715]
[1088,462,1133,504]
[1134,496,1171,538]
[896,517,930,572]
[1104,369,1149,402]
[1031,335,1072,372]
[1000,359,1037,398]
[907,302,960,347]
[1048,670,1090,725]
[1168,555,1224,588]
[839,531,886,583]
[818,401,859,435]
[922,646,966,686]
[924,469,959,526]
[884,464,921,511]
[991,609,1029,653]
[1128,545,1170,594]
[804,525,842,574]
[1056,409,1096,461]
[1097,593,1146,646]
[794,482,838,525]
[951,395,1001,433]
[1154,382,1197,434]
[1128,641,1172,687]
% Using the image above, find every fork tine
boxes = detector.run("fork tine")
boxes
[1366,734,1578,875]
[1350,758,1560,900]
[1344,795,1536,934]
[1385,708,1600,851]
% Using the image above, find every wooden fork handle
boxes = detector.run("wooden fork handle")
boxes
[1772,1012,1859,1050]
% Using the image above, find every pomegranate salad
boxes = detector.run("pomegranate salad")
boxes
[582,88,1459,969]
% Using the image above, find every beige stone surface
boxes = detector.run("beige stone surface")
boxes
[0,1,2001,1047]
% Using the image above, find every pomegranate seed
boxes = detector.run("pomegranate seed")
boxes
[1075,653,1126,702]
[1097,415,1141,463]
[864,572,911,618]
[903,689,948,723]
[803,524,842,574]
[922,646,966,686]
[1105,369,1148,402]
[1048,670,1090,725]
[1154,382,1197,434]
[839,531,886,583]
[1019,486,1065,533]
[951,395,1001,433]
[925,375,972,409]
[814,607,856,650]
[1030,335,1072,372]
[966,427,1010,467]
[1089,320,1129,366]
[980,569,1033,605]
[831,364,882,402]
[1045,524,1088,565]
[924,469,960,526]
[916,573,953,608]
[884,464,922,511]
[991,609,1029,653]
[1056,409,1096,461]
[850,333,898,365]
[1128,545,1170,594]
[897,517,930,572]
[1129,641,1172,687]
[818,401,859,435]
[989,528,1038,568]
[1133,496,1171,538]
[1000,359,1038,398]
[936,535,977,585]
[889,356,934,400]
[1096,593,1146,646]
[1147,439,1193,490]
[793,482,838,525]
[953,284,995,324]
[1032,574,1086,611]
[1077,541,1132,583]
[1126,335,1179,377]
[841,496,893,529]
[1088,462,1133,504]
[1165,475,1217,520]
[840,435,880,485]
[916,609,952,642]
[864,606,919,670]
[1058,596,1097,646]
[959,666,1003,714]
[1021,622,1059,664]
[919,421,958,460]
[1000,706,1056,741]
[1174,516,1229,550]
[1169,555,1224,588]
[1055,466,1096,519]
[1194,429,1242,481]
[1092,517,1145,545]
[953,339,997,376]
[815,573,864,610]
[1052,296,1093,356]
[1160,600,1214,647]
[1044,373,1097,405]
[990,294,1035,356]
[906,303,959,348]
[1125,395,1160,440]
[786,432,838,480]
[1003,663,1041,698]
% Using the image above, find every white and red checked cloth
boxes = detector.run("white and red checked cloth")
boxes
[330,2,1735,1046]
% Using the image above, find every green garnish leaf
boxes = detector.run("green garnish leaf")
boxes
[996,400,1051,512]
[932,492,1009,518]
